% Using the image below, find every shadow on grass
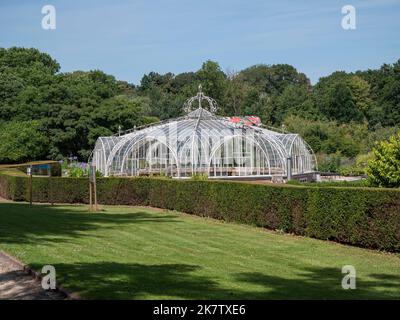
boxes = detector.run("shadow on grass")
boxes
[0,203,179,245]
[38,262,400,300]
[1,202,399,299]
[234,269,400,299]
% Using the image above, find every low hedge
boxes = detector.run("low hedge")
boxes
[0,172,399,252]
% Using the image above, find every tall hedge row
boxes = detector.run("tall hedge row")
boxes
[0,172,399,252]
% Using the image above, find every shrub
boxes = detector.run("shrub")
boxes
[0,172,399,252]
[68,167,88,178]
[288,179,370,188]
[190,173,209,180]
[367,132,400,188]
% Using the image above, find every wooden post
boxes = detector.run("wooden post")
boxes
[89,181,93,211]
[49,177,54,206]
[49,166,54,206]
[93,179,98,211]
[89,165,97,211]
[28,166,33,206]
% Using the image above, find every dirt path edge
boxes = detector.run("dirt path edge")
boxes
[0,250,81,300]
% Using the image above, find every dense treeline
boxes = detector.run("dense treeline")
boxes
[0,47,156,161]
[0,47,399,173]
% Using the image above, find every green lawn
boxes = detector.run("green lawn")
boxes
[0,202,399,299]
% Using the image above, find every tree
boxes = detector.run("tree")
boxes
[381,61,400,126]
[367,132,400,188]
[223,70,248,115]
[0,46,399,171]
[171,72,197,94]
[95,95,151,132]
[348,75,373,114]
[238,64,310,95]
[241,88,260,115]
[140,72,174,92]
[0,71,25,120]
[356,59,400,127]
[335,82,364,123]
[197,60,227,107]
[0,47,60,76]
[314,72,368,123]
[0,121,48,163]
[273,85,317,124]
[323,82,363,123]
[237,64,312,125]
[283,115,365,157]
[317,152,342,173]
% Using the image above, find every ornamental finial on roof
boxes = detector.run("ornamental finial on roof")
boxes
[183,83,218,114]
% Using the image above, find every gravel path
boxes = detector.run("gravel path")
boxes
[0,252,65,300]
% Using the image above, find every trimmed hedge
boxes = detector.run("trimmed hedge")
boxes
[0,172,399,252]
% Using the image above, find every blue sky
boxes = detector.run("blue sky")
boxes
[1,0,399,84]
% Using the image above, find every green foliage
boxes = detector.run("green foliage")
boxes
[68,167,88,178]
[0,48,153,162]
[0,47,400,178]
[356,59,400,127]
[338,153,374,176]
[348,75,373,114]
[229,64,312,124]
[0,173,399,251]
[138,72,191,119]
[197,60,227,106]
[317,153,342,173]
[62,162,103,178]
[238,64,310,95]
[190,173,209,180]
[0,121,48,163]
[314,73,364,123]
[367,132,400,188]
[287,179,370,188]
[273,85,317,124]
[284,116,364,158]
[329,82,364,123]
[0,47,60,74]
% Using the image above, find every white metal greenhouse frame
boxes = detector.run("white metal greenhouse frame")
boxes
[91,86,317,179]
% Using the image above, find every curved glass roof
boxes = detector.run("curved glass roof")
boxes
[92,86,317,178]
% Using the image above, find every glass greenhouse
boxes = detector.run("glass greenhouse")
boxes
[91,86,317,179]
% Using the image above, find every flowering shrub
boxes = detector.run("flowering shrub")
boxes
[62,162,101,178]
